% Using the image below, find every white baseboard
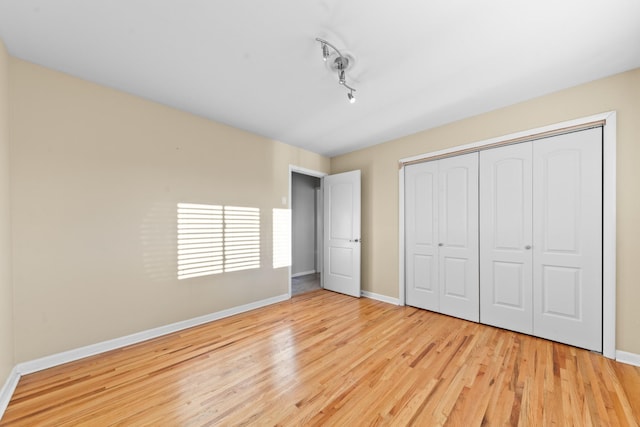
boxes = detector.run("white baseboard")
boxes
[16,293,290,376]
[291,270,316,278]
[361,290,400,305]
[0,367,20,420]
[616,350,640,367]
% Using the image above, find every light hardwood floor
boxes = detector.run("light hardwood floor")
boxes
[2,290,639,426]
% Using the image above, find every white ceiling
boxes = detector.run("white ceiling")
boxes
[0,1,639,157]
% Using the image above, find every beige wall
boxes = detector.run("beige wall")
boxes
[0,40,14,384]
[10,58,329,362]
[331,68,640,354]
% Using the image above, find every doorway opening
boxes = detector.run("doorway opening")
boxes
[289,167,326,296]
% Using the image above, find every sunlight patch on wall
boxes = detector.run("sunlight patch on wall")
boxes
[272,208,291,269]
[177,203,260,280]
[223,206,261,273]
[177,203,224,280]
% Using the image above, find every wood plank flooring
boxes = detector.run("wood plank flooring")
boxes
[2,290,639,426]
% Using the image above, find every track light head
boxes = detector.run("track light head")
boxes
[338,70,346,85]
[348,90,356,104]
[321,43,329,62]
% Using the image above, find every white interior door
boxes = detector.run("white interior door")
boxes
[438,153,479,322]
[405,161,439,311]
[480,142,533,334]
[323,170,361,297]
[533,128,602,351]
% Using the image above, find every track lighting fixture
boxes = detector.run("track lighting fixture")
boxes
[316,37,357,104]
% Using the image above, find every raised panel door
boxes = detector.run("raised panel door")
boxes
[405,161,439,311]
[532,128,602,351]
[438,153,479,322]
[480,142,533,334]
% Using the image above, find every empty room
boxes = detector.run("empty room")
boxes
[1,1,639,425]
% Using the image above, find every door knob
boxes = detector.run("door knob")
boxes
[438,243,444,247]
[525,245,532,250]
[350,238,360,243]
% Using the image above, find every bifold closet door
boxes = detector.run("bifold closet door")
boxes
[532,128,602,352]
[438,154,479,322]
[405,153,479,322]
[480,128,603,352]
[480,142,533,335]
[405,160,439,312]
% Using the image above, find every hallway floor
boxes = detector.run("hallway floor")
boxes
[292,273,321,296]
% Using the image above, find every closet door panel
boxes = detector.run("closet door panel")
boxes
[405,161,439,311]
[533,128,602,352]
[438,153,479,322]
[480,143,533,334]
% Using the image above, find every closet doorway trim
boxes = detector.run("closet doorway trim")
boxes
[398,111,617,359]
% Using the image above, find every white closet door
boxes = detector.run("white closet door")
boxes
[480,143,533,334]
[438,153,479,322]
[533,128,602,351]
[405,161,439,311]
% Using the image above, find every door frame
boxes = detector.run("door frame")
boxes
[398,111,617,359]
[288,165,327,297]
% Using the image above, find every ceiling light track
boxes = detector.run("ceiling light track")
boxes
[316,37,357,104]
